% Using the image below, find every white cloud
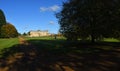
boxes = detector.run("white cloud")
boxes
[50,5,60,11]
[40,7,48,11]
[40,5,60,12]
[49,21,55,24]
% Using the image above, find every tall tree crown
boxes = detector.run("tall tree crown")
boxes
[0,9,6,27]
[56,0,120,41]
[1,23,18,38]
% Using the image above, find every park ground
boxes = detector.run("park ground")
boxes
[0,37,120,71]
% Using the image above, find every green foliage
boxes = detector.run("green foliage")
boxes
[0,9,7,37]
[56,0,120,42]
[23,32,27,36]
[0,9,6,27]
[0,9,18,38]
[1,23,18,38]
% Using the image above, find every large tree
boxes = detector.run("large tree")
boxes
[56,0,120,42]
[1,23,18,38]
[0,9,7,37]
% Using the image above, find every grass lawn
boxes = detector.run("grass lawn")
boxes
[25,36,66,40]
[0,38,19,50]
[25,36,66,48]
[0,37,120,71]
[103,38,120,42]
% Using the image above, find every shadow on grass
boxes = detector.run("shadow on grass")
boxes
[0,39,120,71]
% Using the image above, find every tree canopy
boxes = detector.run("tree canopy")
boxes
[0,9,6,27]
[1,23,18,38]
[56,0,120,42]
[0,9,18,38]
[0,9,7,37]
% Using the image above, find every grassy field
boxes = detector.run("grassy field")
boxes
[25,36,66,40]
[0,37,119,50]
[0,36,64,49]
[0,37,120,71]
[0,38,19,50]
[103,38,120,42]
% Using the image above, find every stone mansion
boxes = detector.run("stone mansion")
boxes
[29,30,49,37]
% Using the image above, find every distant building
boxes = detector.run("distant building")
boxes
[29,30,49,37]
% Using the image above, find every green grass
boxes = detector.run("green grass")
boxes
[0,36,65,50]
[25,37,66,49]
[103,38,120,42]
[0,37,119,71]
[25,37,120,53]
[0,37,119,53]
[0,37,119,50]
[0,38,19,50]
[25,36,66,40]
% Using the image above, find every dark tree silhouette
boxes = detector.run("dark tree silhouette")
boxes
[23,32,27,36]
[56,0,120,42]
[0,9,7,37]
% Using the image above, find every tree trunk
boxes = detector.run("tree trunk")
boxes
[91,34,95,43]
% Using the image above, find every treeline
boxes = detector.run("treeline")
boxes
[56,0,120,42]
[0,9,18,38]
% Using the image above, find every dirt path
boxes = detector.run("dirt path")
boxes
[19,37,29,45]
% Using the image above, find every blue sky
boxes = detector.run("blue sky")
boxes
[0,0,66,34]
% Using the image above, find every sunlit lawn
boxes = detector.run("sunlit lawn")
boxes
[25,36,66,40]
[0,38,19,50]
[103,38,120,42]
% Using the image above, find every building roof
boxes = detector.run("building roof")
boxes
[30,30,48,32]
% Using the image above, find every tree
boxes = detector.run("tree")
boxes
[0,9,7,37]
[1,23,18,38]
[23,32,27,36]
[56,0,120,42]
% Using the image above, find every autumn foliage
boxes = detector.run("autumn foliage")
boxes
[0,23,18,38]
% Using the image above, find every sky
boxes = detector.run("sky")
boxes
[0,0,66,34]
